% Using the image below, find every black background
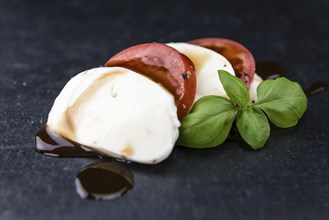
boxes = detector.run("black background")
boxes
[1,0,328,219]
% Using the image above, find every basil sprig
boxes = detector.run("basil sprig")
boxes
[177,70,307,149]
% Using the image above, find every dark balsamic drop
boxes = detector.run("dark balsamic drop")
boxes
[35,126,98,157]
[75,161,133,200]
[256,61,285,79]
[304,81,329,97]
[255,61,328,97]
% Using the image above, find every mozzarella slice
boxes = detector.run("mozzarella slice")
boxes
[249,73,263,103]
[47,67,180,164]
[167,42,235,101]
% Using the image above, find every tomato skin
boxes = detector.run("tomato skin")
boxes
[188,38,255,89]
[104,42,196,119]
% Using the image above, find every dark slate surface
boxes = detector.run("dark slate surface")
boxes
[1,0,328,219]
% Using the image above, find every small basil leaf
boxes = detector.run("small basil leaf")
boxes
[236,107,270,149]
[177,96,238,148]
[255,77,307,128]
[218,70,250,107]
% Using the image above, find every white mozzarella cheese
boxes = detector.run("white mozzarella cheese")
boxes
[249,73,263,103]
[167,42,235,101]
[47,67,180,164]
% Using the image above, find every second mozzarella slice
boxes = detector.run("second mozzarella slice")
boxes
[167,42,235,101]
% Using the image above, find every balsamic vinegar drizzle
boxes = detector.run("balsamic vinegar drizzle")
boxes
[36,127,134,200]
[304,81,329,97]
[256,61,286,79]
[35,126,98,157]
[75,161,133,200]
[255,61,328,97]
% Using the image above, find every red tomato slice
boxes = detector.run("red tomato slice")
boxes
[104,42,196,119]
[188,38,255,89]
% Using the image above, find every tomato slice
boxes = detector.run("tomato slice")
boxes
[188,38,255,89]
[104,42,196,119]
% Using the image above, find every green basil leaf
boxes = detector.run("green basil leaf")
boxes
[177,95,238,148]
[218,70,250,107]
[236,107,270,149]
[255,77,307,128]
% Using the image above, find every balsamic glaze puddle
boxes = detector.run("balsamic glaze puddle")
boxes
[35,60,328,201]
[256,61,286,79]
[36,127,134,200]
[304,81,329,97]
[255,61,328,97]
[75,161,133,200]
[35,126,98,157]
